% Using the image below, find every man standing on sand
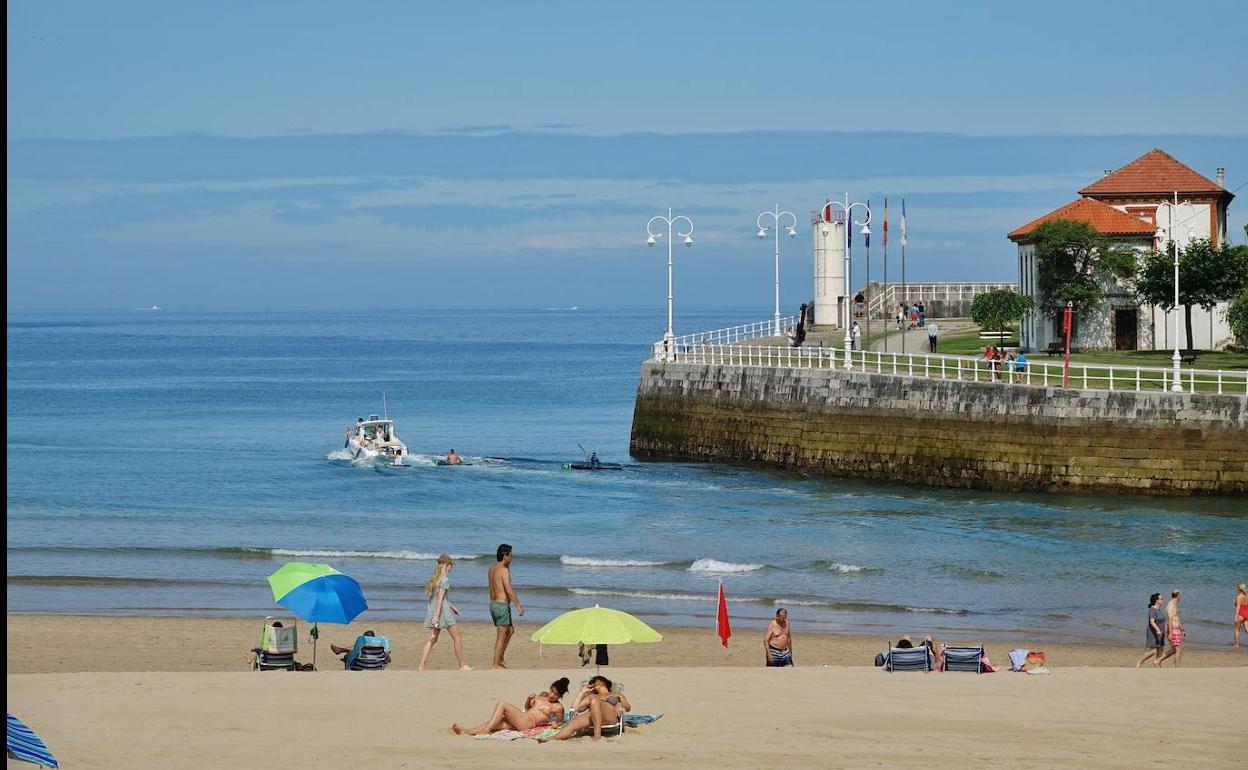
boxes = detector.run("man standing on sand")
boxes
[488,544,525,669]
[764,608,794,667]
[1157,589,1186,667]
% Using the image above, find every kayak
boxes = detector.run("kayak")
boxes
[434,460,472,466]
[563,462,623,471]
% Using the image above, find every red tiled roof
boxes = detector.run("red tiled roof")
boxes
[1079,149,1229,197]
[1007,198,1157,241]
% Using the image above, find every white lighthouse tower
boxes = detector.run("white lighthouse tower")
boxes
[812,202,846,328]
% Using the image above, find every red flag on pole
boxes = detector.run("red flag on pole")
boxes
[716,581,732,647]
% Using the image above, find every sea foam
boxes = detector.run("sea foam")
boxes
[560,555,673,568]
[257,548,482,561]
[688,558,765,573]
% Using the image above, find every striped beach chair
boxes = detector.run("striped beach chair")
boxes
[344,635,392,671]
[7,713,59,768]
[884,646,933,672]
[941,644,986,673]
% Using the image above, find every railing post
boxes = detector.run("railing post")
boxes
[1108,367,1114,391]
[1189,369,1195,394]
[1082,366,1087,390]
[1135,368,1140,391]
[957,358,962,381]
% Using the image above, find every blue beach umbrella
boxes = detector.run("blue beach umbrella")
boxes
[267,561,368,668]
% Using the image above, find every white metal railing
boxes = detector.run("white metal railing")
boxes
[866,282,1018,319]
[657,316,797,358]
[649,341,1248,396]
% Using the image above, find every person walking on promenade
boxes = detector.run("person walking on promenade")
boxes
[1137,592,1166,668]
[764,608,795,666]
[927,321,939,353]
[851,321,862,351]
[1234,583,1248,650]
[897,304,906,330]
[910,305,920,329]
[984,346,999,381]
[489,543,525,669]
[1156,589,1185,667]
[918,301,926,328]
[418,554,472,671]
[1014,351,1028,383]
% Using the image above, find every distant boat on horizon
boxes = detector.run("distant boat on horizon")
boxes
[133,305,163,311]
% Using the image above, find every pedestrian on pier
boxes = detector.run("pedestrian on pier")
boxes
[851,321,862,351]
[926,321,938,353]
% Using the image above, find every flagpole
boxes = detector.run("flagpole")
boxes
[900,199,907,355]
[883,197,889,353]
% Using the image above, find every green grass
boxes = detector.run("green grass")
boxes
[938,329,1248,371]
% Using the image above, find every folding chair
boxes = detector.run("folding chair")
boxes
[251,616,298,671]
[941,644,985,673]
[884,646,933,672]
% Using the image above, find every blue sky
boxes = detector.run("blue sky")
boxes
[7,0,1247,310]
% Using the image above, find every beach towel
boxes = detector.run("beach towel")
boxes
[7,714,59,768]
[623,714,663,726]
[473,725,560,741]
[1008,648,1029,672]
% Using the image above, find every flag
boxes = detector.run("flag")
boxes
[823,200,832,223]
[716,581,731,647]
[883,197,889,247]
[901,199,908,247]
[864,199,871,248]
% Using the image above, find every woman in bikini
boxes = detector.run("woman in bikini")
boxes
[452,677,569,735]
[1234,583,1248,651]
[539,675,631,742]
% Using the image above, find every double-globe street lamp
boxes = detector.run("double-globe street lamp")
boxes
[646,208,694,346]
[757,205,798,337]
[823,195,872,369]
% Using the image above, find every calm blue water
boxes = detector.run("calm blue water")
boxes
[7,308,1245,647]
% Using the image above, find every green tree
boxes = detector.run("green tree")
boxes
[1032,220,1138,316]
[970,289,1034,337]
[1227,289,1248,348]
[1136,239,1248,350]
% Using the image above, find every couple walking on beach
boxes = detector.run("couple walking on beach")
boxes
[1137,589,1187,668]
[416,544,525,671]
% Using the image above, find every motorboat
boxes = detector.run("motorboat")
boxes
[344,414,408,464]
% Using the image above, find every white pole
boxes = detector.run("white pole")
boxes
[668,207,674,340]
[774,206,781,336]
[843,192,853,369]
[1170,192,1182,392]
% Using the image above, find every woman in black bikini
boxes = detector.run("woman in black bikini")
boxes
[539,676,631,742]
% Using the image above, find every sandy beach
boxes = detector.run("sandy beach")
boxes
[7,615,1246,768]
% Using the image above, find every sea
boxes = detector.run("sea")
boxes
[6,308,1245,647]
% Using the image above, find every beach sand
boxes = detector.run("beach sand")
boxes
[6,615,1246,768]
[6,615,1245,674]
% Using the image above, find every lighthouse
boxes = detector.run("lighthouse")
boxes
[812,201,846,328]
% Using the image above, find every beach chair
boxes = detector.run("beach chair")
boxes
[251,616,298,671]
[7,713,59,768]
[344,635,392,671]
[567,680,626,737]
[884,646,933,672]
[941,644,985,673]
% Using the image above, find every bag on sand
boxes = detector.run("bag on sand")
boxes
[1023,651,1046,671]
[873,653,886,667]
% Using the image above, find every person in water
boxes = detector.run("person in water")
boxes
[446,449,462,465]
[589,451,601,469]
[1235,583,1248,650]
[540,675,631,742]
[452,677,569,735]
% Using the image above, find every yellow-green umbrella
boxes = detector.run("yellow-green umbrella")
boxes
[530,604,663,645]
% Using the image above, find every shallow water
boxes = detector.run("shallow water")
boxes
[7,308,1244,646]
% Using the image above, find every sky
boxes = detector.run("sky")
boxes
[7,0,1248,310]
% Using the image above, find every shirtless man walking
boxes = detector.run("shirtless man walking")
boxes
[764,608,795,667]
[1157,589,1186,667]
[488,544,525,669]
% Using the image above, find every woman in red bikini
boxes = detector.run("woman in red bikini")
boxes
[1235,583,1248,651]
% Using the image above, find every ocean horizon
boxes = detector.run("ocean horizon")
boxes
[7,307,1244,646]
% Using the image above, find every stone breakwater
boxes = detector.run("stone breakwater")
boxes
[629,362,1248,496]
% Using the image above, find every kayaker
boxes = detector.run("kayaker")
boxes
[589,451,601,469]
[446,449,462,465]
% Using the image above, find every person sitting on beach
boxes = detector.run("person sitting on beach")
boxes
[764,608,795,667]
[445,449,462,465]
[895,634,943,669]
[451,677,569,735]
[539,676,631,742]
[331,629,392,670]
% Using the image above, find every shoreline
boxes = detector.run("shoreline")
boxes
[8,614,1245,675]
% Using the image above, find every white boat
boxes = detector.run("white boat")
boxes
[344,414,408,464]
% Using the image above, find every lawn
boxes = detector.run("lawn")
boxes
[937,329,1248,371]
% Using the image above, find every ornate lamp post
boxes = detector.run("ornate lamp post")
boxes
[756,205,797,336]
[646,208,694,344]
[825,195,872,369]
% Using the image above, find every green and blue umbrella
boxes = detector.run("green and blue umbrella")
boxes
[267,561,368,669]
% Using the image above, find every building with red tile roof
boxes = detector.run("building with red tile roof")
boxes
[1008,149,1235,352]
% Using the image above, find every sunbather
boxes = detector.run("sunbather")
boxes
[331,629,391,670]
[539,675,631,742]
[895,634,943,669]
[451,677,569,735]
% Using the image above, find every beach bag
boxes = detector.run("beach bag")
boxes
[1023,651,1046,671]
[873,652,886,667]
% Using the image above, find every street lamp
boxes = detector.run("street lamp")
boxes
[1155,191,1187,393]
[757,205,797,336]
[646,208,694,342]
[824,194,872,369]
